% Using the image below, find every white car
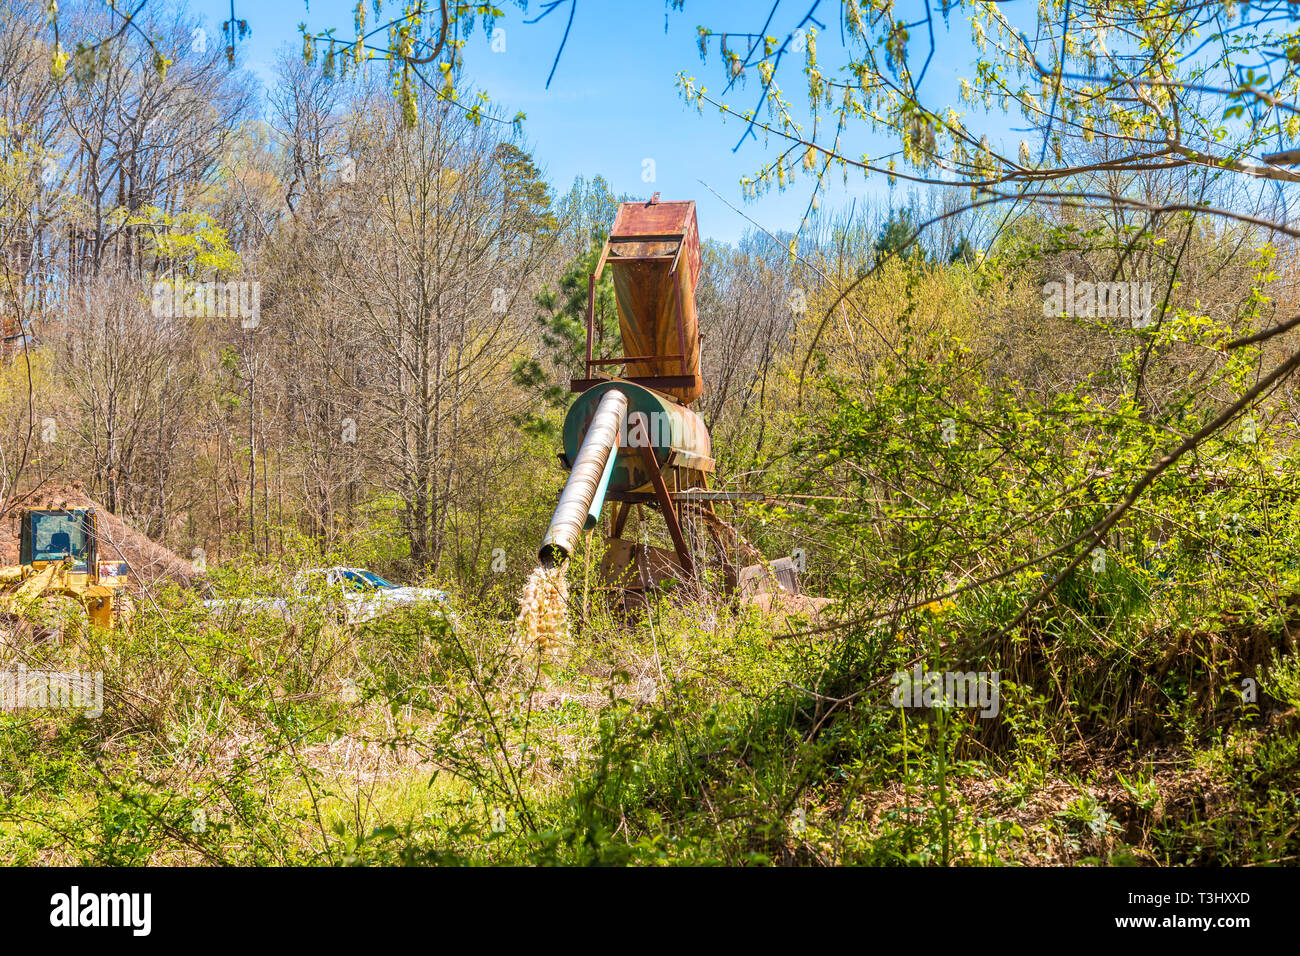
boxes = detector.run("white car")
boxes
[294,567,455,623]
[204,566,455,625]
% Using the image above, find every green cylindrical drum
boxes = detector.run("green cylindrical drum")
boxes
[562,381,712,494]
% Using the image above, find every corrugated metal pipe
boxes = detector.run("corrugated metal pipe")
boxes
[539,387,627,567]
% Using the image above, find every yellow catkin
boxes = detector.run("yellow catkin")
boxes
[516,564,568,651]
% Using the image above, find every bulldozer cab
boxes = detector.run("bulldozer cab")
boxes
[20,509,98,580]
[0,507,133,636]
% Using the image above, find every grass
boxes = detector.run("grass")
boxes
[1,510,1298,866]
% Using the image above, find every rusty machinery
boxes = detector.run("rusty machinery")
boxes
[539,198,776,607]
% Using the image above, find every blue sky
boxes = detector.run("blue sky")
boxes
[190,1,977,243]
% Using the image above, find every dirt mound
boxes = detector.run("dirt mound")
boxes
[0,482,197,588]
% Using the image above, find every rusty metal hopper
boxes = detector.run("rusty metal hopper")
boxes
[572,198,704,405]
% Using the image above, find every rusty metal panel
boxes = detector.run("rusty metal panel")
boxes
[610,200,701,291]
[606,200,703,404]
[610,202,701,281]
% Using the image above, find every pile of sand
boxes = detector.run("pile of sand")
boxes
[0,482,197,588]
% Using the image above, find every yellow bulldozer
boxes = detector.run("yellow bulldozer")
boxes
[0,508,134,640]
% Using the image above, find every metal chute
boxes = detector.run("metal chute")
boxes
[538,388,627,566]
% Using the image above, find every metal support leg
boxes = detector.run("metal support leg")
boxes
[636,442,693,577]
